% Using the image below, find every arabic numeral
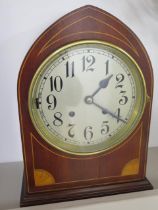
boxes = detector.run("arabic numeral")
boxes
[115,108,121,123]
[50,76,63,92]
[68,124,75,138]
[46,94,57,110]
[53,112,63,126]
[115,73,125,88]
[82,55,95,72]
[105,60,109,75]
[66,61,75,78]
[84,126,93,141]
[119,90,128,105]
[101,121,110,135]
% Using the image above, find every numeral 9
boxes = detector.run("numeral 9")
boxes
[46,94,57,110]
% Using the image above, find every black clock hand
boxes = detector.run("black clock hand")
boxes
[93,101,126,123]
[85,96,126,123]
[92,101,126,123]
[91,74,113,97]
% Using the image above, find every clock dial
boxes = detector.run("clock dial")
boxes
[29,41,146,155]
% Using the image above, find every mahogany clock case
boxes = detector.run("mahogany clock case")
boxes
[18,5,153,207]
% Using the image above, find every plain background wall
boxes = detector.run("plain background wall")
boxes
[0,0,158,163]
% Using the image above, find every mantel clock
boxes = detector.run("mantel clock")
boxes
[18,5,153,207]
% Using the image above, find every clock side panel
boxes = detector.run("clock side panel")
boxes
[17,5,153,195]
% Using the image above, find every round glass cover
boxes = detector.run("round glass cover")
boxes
[28,40,146,155]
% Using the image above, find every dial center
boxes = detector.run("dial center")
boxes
[85,96,93,104]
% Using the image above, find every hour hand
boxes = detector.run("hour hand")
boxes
[91,74,113,97]
[99,74,113,89]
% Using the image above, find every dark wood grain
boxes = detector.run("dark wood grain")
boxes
[20,175,153,207]
[18,5,153,206]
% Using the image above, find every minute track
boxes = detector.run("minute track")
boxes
[28,41,146,154]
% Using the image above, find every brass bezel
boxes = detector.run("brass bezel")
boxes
[28,40,147,156]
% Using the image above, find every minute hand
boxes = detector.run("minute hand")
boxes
[91,74,113,97]
[92,101,126,123]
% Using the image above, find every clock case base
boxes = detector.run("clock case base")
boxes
[20,176,153,207]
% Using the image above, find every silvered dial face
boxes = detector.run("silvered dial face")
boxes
[29,41,146,155]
